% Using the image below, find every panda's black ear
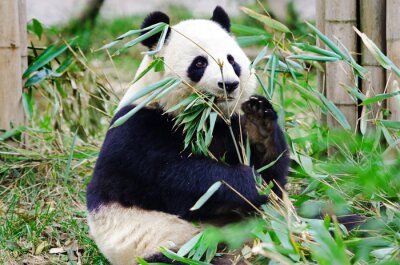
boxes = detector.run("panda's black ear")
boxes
[141,11,171,49]
[210,6,230,32]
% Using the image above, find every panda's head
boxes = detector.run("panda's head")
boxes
[140,6,257,114]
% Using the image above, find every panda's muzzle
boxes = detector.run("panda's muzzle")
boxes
[218,81,239,93]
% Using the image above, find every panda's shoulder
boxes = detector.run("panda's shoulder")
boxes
[110,105,168,129]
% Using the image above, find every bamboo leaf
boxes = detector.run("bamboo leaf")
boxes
[177,233,203,257]
[293,43,342,58]
[112,79,181,128]
[241,7,290,33]
[190,181,222,211]
[23,38,76,78]
[360,91,400,106]
[305,21,346,60]
[379,120,400,129]
[117,77,174,111]
[316,91,351,130]
[288,54,339,62]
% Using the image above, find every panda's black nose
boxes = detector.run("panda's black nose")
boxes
[218,81,239,93]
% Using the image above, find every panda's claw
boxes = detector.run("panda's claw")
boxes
[241,95,277,121]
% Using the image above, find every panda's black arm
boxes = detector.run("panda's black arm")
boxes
[242,96,290,197]
[156,156,267,219]
[88,106,266,219]
[250,123,289,197]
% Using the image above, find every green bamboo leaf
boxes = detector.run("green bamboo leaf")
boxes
[379,120,400,129]
[354,27,400,76]
[24,68,53,87]
[31,18,43,40]
[0,126,26,141]
[205,112,217,146]
[146,24,169,55]
[341,84,367,101]
[122,25,165,50]
[22,92,33,120]
[23,38,76,78]
[360,91,400,105]
[251,46,268,70]
[177,233,203,257]
[288,54,339,62]
[257,151,285,173]
[293,43,341,58]
[289,81,325,109]
[231,24,268,35]
[316,91,351,130]
[117,77,174,111]
[190,181,222,211]
[305,21,346,59]
[112,79,180,128]
[236,35,269,46]
[268,53,278,98]
[241,7,290,33]
[159,247,211,265]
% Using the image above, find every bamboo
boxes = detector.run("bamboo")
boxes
[386,0,400,121]
[360,0,386,123]
[316,0,326,121]
[19,0,28,75]
[0,0,24,130]
[324,0,358,129]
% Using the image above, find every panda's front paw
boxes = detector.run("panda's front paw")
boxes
[242,95,277,121]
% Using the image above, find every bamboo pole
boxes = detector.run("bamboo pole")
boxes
[324,0,358,129]
[386,0,400,121]
[360,0,386,124]
[0,0,25,130]
[316,0,326,121]
[19,0,28,75]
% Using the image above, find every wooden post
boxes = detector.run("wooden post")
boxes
[0,0,25,130]
[360,0,386,122]
[19,0,28,75]
[386,0,400,121]
[316,0,326,121]
[324,0,358,129]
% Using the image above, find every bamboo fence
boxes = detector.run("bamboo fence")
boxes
[0,0,26,130]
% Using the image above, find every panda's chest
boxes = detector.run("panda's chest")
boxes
[207,117,243,165]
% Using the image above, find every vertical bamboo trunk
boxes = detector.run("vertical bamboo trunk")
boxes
[19,0,28,75]
[316,0,326,121]
[0,0,24,130]
[324,0,358,129]
[360,0,386,124]
[386,0,400,121]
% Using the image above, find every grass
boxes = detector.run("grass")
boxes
[1,3,400,265]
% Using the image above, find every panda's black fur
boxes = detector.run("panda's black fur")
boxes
[87,6,289,265]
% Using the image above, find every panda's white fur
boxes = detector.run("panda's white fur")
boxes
[119,19,257,115]
[88,204,199,265]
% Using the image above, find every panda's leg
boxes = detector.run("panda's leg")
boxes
[87,203,200,265]
[242,95,290,196]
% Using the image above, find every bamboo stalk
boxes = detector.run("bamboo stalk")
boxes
[386,0,400,120]
[0,0,24,130]
[316,0,326,122]
[19,0,28,75]
[324,0,358,129]
[360,0,386,124]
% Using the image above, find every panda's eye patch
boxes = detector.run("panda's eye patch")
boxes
[194,56,208,68]
[227,54,235,65]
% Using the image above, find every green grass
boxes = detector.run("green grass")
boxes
[1,3,400,265]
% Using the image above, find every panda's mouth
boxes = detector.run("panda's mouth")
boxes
[215,95,235,103]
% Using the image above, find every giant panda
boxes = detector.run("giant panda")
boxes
[86,6,289,265]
